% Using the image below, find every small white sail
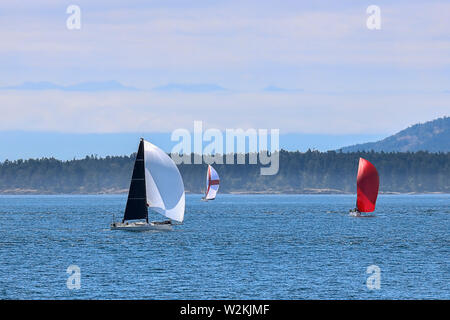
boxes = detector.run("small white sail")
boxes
[143,140,185,222]
[205,165,220,200]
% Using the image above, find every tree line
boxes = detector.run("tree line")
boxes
[0,150,448,194]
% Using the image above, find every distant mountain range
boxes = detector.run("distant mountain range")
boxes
[340,117,450,152]
[0,80,139,92]
[1,81,305,93]
[152,83,227,93]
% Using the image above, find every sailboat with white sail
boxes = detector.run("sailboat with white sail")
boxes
[201,165,220,201]
[111,138,185,231]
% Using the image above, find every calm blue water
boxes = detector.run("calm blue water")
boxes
[0,194,448,299]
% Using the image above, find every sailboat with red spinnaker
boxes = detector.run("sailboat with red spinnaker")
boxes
[349,157,379,217]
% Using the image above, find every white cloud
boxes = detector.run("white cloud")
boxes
[0,90,448,134]
[1,1,450,71]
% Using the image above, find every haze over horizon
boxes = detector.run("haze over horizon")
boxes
[0,130,388,161]
[0,0,449,158]
[0,115,448,161]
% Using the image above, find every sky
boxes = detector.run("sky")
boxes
[0,0,449,159]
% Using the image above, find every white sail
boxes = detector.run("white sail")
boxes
[205,165,220,200]
[143,140,185,222]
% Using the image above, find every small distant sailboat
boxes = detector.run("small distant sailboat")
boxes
[201,165,220,201]
[111,138,185,231]
[349,157,379,217]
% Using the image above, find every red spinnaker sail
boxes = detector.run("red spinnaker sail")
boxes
[356,158,379,213]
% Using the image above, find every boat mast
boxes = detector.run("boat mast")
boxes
[143,138,149,224]
[205,165,210,198]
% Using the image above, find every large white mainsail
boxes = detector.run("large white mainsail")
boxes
[143,140,185,223]
[204,165,220,200]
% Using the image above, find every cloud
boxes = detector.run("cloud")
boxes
[2,1,450,75]
[262,86,303,93]
[0,90,448,135]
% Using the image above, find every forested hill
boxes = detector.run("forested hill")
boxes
[0,151,448,194]
[340,117,450,152]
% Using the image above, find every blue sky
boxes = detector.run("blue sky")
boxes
[0,0,449,158]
